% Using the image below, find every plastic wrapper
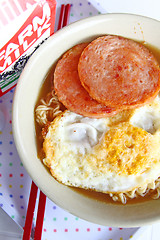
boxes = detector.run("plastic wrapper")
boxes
[0,0,56,96]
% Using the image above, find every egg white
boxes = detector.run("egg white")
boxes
[43,97,160,194]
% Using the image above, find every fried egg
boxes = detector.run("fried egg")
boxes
[43,97,160,194]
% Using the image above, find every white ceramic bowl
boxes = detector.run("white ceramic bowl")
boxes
[12,14,160,227]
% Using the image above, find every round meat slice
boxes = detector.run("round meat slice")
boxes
[78,35,160,109]
[54,43,118,118]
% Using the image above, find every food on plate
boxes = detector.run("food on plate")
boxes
[54,43,118,118]
[35,35,160,204]
[78,35,160,109]
[42,97,160,204]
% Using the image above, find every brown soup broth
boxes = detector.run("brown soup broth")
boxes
[34,63,56,160]
[34,41,160,205]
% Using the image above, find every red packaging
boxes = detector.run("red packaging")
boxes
[0,0,57,96]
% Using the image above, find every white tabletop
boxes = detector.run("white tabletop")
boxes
[94,0,160,20]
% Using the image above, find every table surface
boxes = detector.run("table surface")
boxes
[1,0,160,240]
[1,206,160,240]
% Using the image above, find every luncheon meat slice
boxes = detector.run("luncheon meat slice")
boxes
[78,35,160,109]
[54,43,118,118]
